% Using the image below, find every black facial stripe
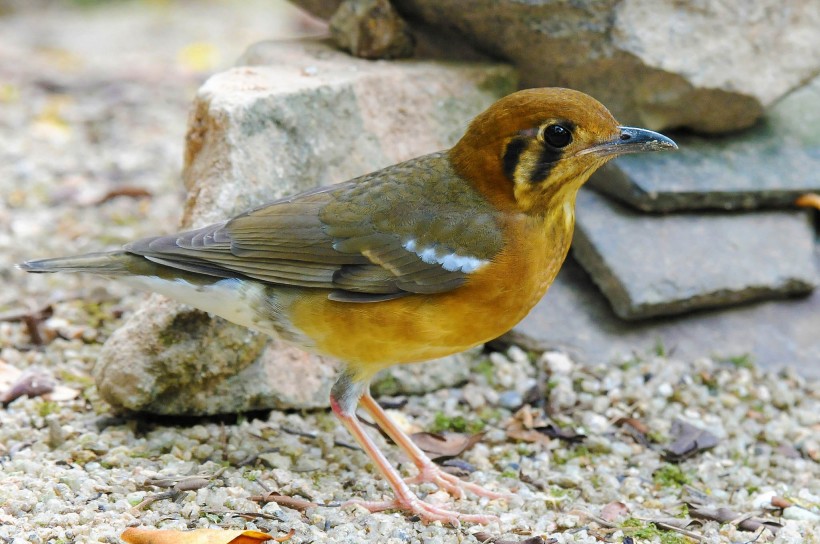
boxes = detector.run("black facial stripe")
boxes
[502,137,528,181]
[529,145,563,184]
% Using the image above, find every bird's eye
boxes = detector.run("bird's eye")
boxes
[542,124,572,148]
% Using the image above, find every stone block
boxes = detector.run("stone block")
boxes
[589,76,820,212]
[93,39,517,415]
[504,257,820,378]
[292,0,820,133]
[572,189,817,320]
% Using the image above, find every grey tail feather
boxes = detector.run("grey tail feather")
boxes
[17,251,141,275]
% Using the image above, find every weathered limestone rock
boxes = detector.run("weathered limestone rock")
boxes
[572,189,817,320]
[93,39,517,415]
[330,0,415,59]
[292,0,820,133]
[589,76,820,212]
[504,257,820,378]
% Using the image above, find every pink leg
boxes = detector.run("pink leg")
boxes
[330,392,497,526]
[360,392,509,500]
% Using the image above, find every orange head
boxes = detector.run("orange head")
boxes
[450,88,676,213]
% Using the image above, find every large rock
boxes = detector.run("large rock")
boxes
[572,189,817,320]
[504,257,820,378]
[588,75,820,212]
[93,39,517,415]
[292,0,820,133]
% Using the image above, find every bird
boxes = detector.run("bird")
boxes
[19,88,677,525]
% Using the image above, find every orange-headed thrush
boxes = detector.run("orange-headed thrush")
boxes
[19,88,677,524]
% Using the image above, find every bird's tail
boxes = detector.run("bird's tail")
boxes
[17,251,149,276]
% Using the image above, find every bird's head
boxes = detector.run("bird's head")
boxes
[450,88,677,214]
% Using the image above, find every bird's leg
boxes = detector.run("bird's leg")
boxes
[359,390,509,500]
[329,372,497,526]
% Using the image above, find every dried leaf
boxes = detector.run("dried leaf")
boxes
[615,417,651,446]
[771,496,793,509]
[506,424,551,447]
[688,504,782,534]
[409,431,484,461]
[121,527,290,544]
[1,370,56,406]
[614,417,649,435]
[249,492,317,512]
[0,303,54,345]
[439,458,476,476]
[795,193,820,210]
[506,406,584,445]
[470,533,551,544]
[600,501,630,522]
[94,186,153,205]
[533,423,585,444]
[664,419,718,461]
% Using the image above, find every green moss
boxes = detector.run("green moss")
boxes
[589,473,603,489]
[371,373,399,396]
[654,338,667,357]
[619,357,642,371]
[720,353,754,369]
[647,430,667,444]
[553,444,591,466]
[623,518,687,544]
[473,358,495,385]
[37,400,59,417]
[500,468,518,479]
[653,464,691,488]
[429,411,485,434]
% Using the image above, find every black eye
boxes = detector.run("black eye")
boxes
[543,124,572,148]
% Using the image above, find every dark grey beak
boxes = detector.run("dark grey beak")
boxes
[584,126,678,157]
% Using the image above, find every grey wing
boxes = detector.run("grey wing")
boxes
[125,153,504,302]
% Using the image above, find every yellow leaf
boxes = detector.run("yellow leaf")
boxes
[121,528,282,544]
[795,193,820,210]
[178,42,220,73]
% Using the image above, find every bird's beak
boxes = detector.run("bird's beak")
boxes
[582,126,678,157]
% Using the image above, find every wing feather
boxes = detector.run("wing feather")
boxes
[124,152,504,301]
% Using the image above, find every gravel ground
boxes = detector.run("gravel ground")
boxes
[1,2,819,543]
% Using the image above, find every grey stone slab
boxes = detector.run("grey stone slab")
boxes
[588,76,820,212]
[294,0,820,133]
[573,189,817,320]
[503,257,820,379]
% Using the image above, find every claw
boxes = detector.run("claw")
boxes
[405,462,511,501]
[345,496,499,526]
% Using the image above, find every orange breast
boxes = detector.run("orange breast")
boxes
[289,212,573,381]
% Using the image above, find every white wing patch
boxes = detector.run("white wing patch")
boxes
[403,239,488,273]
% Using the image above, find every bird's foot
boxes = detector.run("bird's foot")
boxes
[405,462,511,501]
[344,495,499,526]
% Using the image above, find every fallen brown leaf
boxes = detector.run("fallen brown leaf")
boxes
[615,417,651,446]
[600,501,630,522]
[94,186,152,205]
[664,419,718,461]
[121,527,292,544]
[0,303,54,345]
[614,417,649,435]
[470,533,552,544]
[533,423,585,444]
[771,496,793,509]
[1,369,56,406]
[795,193,820,210]
[409,431,484,461]
[506,405,585,446]
[688,504,781,534]
[249,492,317,512]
